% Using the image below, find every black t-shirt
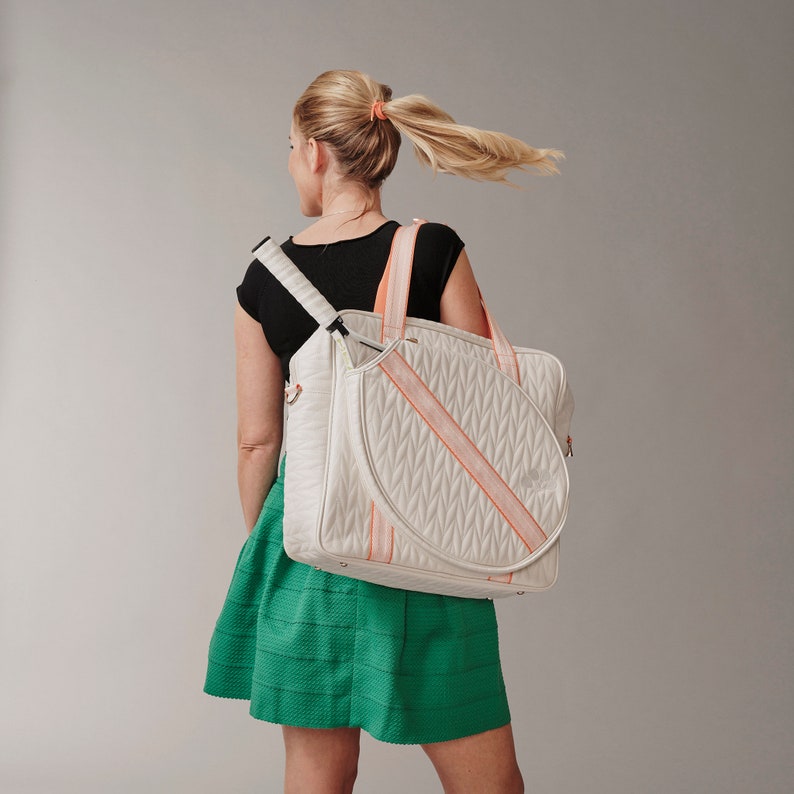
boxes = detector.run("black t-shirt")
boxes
[237,220,464,381]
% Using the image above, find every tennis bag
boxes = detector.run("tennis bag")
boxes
[252,221,573,598]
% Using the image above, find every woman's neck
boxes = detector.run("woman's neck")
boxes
[317,185,383,218]
[294,187,388,245]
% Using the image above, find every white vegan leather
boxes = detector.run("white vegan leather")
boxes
[253,224,573,598]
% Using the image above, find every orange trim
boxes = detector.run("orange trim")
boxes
[368,501,394,563]
[374,262,391,316]
[368,501,376,561]
[378,350,547,551]
[385,518,394,563]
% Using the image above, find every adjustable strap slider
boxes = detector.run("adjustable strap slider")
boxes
[325,316,349,337]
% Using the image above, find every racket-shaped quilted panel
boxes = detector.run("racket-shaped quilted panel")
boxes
[343,335,568,575]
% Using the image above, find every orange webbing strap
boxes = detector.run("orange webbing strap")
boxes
[373,265,389,317]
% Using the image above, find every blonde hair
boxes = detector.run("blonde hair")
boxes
[293,70,563,190]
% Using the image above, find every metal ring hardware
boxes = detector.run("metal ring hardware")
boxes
[285,384,303,405]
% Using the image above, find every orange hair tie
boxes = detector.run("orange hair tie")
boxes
[370,100,388,121]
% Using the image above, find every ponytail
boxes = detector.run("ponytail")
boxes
[383,94,563,185]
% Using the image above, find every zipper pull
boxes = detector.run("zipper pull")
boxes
[566,436,573,457]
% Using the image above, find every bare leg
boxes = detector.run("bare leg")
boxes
[422,724,524,794]
[282,725,361,794]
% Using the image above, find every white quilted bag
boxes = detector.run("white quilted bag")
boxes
[252,222,573,598]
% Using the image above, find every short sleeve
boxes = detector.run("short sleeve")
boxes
[236,260,266,320]
[406,223,465,320]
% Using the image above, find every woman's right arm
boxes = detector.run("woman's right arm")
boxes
[235,303,284,532]
[439,249,489,337]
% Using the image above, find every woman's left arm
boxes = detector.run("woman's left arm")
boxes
[235,303,284,532]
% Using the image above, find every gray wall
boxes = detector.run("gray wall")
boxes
[1,1,792,791]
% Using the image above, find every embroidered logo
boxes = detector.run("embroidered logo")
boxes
[522,468,557,493]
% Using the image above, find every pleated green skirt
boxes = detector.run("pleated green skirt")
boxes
[204,459,511,745]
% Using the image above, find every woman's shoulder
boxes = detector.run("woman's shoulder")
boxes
[237,255,278,320]
[410,221,466,296]
[417,220,463,237]
[415,220,465,254]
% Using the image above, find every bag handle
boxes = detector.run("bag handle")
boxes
[376,220,426,343]
[375,224,521,383]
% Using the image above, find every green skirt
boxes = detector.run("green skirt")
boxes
[204,459,511,745]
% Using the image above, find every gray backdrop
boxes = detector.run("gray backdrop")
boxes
[1,1,792,792]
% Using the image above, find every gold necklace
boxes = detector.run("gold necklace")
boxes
[318,208,372,220]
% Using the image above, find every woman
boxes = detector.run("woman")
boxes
[204,70,561,794]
